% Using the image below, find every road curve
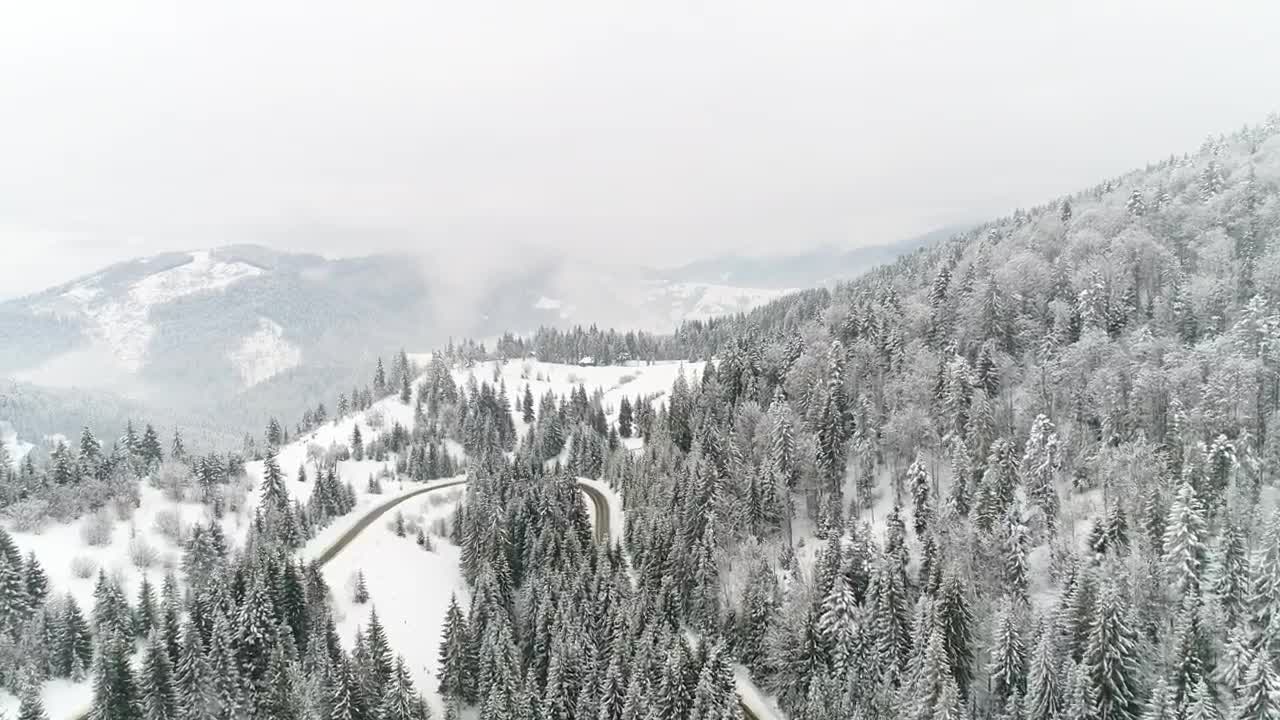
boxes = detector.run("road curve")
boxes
[575,481,762,720]
[71,477,762,720]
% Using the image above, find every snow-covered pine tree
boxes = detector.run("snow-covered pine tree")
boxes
[1085,576,1142,720]
[139,629,177,720]
[988,596,1026,708]
[1162,479,1208,597]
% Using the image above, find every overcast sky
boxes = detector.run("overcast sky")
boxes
[2,1,1279,298]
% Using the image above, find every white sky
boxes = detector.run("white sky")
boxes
[2,1,1279,298]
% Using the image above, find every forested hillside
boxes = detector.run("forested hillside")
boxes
[426,115,1280,720]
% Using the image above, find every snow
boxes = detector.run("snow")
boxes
[0,422,32,468]
[5,482,207,616]
[1,480,217,718]
[227,317,303,387]
[533,295,562,310]
[648,282,792,324]
[57,249,263,372]
[0,678,93,720]
[734,666,789,720]
[321,488,468,720]
[0,359,699,717]
[61,282,101,303]
[456,359,704,434]
[582,474,785,720]
[1,377,432,717]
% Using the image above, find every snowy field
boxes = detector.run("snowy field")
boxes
[456,358,703,442]
[0,358,692,715]
[321,487,468,719]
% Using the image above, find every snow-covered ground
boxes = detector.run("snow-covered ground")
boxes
[647,282,793,325]
[227,317,302,387]
[43,250,263,372]
[322,487,467,719]
[1,358,699,716]
[1,374,434,715]
[582,476,787,720]
[1,422,32,469]
[455,358,703,436]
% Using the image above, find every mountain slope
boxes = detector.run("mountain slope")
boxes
[0,233,932,446]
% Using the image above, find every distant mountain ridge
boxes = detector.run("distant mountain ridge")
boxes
[0,232,939,449]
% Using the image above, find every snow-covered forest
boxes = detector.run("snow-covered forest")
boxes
[3,113,1280,720]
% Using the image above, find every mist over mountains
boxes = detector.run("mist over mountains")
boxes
[0,234,934,452]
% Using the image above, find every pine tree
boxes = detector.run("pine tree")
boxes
[1024,620,1062,720]
[937,573,974,698]
[908,456,933,536]
[1231,650,1280,720]
[174,618,218,720]
[366,607,394,694]
[135,574,156,637]
[1185,678,1221,720]
[380,656,426,720]
[329,660,358,720]
[354,572,370,604]
[817,568,859,674]
[16,682,48,720]
[140,630,178,720]
[140,423,164,468]
[1085,578,1142,720]
[870,552,911,672]
[352,425,364,462]
[1020,414,1060,530]
[92,629,141,720]
[0,550,30,631]
[437,594,472,702]
[374,357,388,397]
[988,597,1026,707]
[1162,480,1208,596]
[1004,506,1031,605]
[618,397,634,439]
[23,552,49,610]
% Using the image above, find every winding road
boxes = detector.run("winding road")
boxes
[68,477,765,719]
[312,476,764,720]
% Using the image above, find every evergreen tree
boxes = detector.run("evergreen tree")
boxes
[1024,620,1062,720]
[140,423,164,468]
[140,630,178,720]
[1162,480,1208,597]
[92,629,141,720]
[437,594,473,703]
[352,425,364,462]
[16,682,48,720]
[1085,578,1142,720]
[937,573,974,697]
[618,397,634,439]
[988,597,1026,707]
[1232,649,1280,720]
[354,572,370,604]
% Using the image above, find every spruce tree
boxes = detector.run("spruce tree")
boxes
[437,594,472,702]
[1231,650,1280,720]
[988,597,1026,707]
[937,573,974,698]
[17,682,48,720]
[1085,578,1142,720]
[618,397,634,439]
[92,629,141,720]
[1162,480,1208,596]
[1024,620,1062,720]
[140,630,178,720]
[354,572,370,604]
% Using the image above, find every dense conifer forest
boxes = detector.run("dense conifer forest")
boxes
[3,116,1280,720]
